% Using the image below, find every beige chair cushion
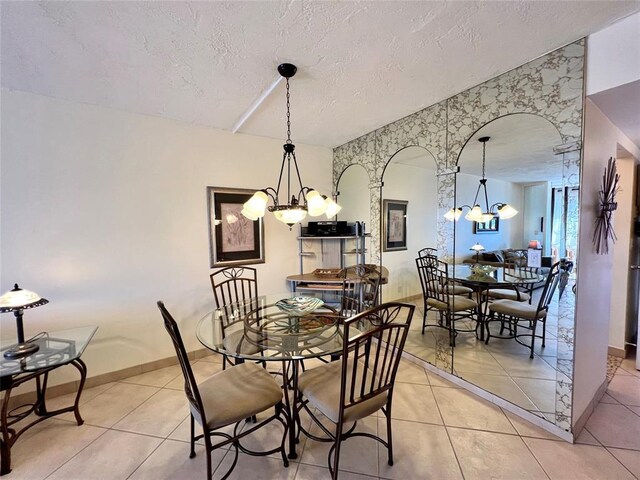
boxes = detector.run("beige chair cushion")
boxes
[438,284,473,295]
[486,288,530,302]
[223,330,261,355]
[488,299,547,320]
[192,362,282,429]
[298,358,388,424]
[427,295,477,312]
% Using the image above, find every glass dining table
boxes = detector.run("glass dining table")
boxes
[196,293,362,459]
[451,264,544,340]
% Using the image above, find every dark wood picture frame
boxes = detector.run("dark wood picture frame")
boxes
[473,216,500,234]
[207,186,265,267]
[383,199,408,252]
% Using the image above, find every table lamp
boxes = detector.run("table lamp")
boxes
[470,243,485,263]
[0,284,48,359]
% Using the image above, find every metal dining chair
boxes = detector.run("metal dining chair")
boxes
[338,264,382,318]
[484,262,561,358]
[210,266,260,369]
[484,261,536,304]
[417,247,438,259]
[157,301,289,479]
[295,302,415,480]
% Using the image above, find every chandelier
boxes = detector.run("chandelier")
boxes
[445,136,518,222]
[241,63,340,228]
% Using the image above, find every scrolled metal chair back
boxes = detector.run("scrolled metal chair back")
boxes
[416,256,449,305]
[210,266,258,329]
[536,262,561,314]
[417,247,437,259]
[339,264,382,317]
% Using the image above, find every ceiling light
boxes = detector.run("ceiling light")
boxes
[242,64,339,229]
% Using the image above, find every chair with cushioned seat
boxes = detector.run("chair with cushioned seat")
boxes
[295,302,414,480]
[484,262,561,358]
[210,266,260,369]
[416,256,477,342]
[339,264,382,318]
[157,301,289,479]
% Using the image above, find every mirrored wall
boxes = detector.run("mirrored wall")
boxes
[333,40,584,433]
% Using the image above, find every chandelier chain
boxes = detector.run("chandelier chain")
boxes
[285,78,292,144]
[481,141,486,179]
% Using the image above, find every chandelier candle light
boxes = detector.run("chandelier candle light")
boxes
[242,63,340,228]
[444,136,518,223]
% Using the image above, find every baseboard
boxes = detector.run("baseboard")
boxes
[607,345,627,358]
[572,378,608,437]
[6,347,215,409]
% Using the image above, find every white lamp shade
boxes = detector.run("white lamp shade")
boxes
[497,204,518,219]
[274,208,307,225]
[324,197,342,219]
[480,213,495,223]
[240,208,259,221]
[242,191,268,219]
[0,284,48,311]
[465,205,483,222]
[444,208,462,222]
[306,190,327,217]
[470,243,485,252]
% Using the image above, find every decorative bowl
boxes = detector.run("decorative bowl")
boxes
[275,296,324,316]
[471,264,497,275]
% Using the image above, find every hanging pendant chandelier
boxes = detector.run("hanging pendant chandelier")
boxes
[241,63,340,229]
[444,136,518,222]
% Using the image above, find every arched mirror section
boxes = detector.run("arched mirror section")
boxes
[380,145,454,372]
[451,113,574,426]
[336,164,371,264]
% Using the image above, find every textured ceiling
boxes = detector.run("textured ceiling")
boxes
[2,1,639,148]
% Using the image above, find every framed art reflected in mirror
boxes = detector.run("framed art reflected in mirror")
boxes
[383,199,408,251]
[473,216,499,234]
[207,186,265,267]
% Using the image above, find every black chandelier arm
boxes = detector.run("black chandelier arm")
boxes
[290,151,305,201]
[261,187,280,205]
[480,178,490,212]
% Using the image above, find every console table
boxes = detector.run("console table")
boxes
[0,326,97,475]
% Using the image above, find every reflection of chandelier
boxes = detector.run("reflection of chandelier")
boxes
[445,136,518,222]
[241,63,340,228]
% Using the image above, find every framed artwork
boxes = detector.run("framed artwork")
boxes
[473,216,500,234]
[383,199,408,252]
[207,186,265,267]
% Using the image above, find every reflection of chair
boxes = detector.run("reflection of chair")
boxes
[485,262,561,358]
[415,257,478,345]
[339,264,382,317]
[296,302,414,480]
[210,266,259,369]
[558,259,574,299]
[485,261,535,304]
[157,301,289,479]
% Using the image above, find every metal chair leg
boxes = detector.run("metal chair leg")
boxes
[386,401,394,466]
[189,414,196,459]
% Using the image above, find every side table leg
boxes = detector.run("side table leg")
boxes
[71,359,87,425]
[1,386,14,475]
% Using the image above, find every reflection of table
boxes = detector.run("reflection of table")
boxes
[0,326,98,475]
[452,265,543,340]
[196,294,362,459]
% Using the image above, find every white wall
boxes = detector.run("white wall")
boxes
[573,99,640,425]
[608,157,638,351]
[522,183,552,256]
[381,163,438,301]
[587,12,640,95]
[454,172,524,259]
[0,89,332,384]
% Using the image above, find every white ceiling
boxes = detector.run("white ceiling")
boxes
[590,80,640,150]
[2,1,638,148]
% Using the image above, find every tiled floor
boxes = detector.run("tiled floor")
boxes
[5,351,640,479]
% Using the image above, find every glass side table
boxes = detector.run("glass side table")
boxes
[0,326,98,475]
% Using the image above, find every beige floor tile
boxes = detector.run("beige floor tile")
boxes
[113,388,189,437]
[448,428,547,479]
[426,371,461,388]
[491,352,558,380]
[224,408,290,460]
[619,358,640,378]
[608,448,640,478]
[459,372,538,411]
[585,403,640,450]
[626,405,640,416]
[167,414,240,448]
[607,374,640,406]
[601,392,621,404]
[196,351,224,364]
[128,438,226,480]
[574,428,600,446]
[44,382,117,413]
[524,438,635,480]
[165,361,222,390]
[47,429,162,480]
[295,463,376,479]
[61,382,160,428]
[432,386,516,434]
[395,360,429,384]
[511,377,557,413]
[214,452,295,480]
[300,416,379,477]
[390,383,443,424]
[377,418,462,479]
[120,365,182,387]
[452,350,507,376]
[502,409,561,440]
[8,419,106,480]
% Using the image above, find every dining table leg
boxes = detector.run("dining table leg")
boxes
[280,359,300,459]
